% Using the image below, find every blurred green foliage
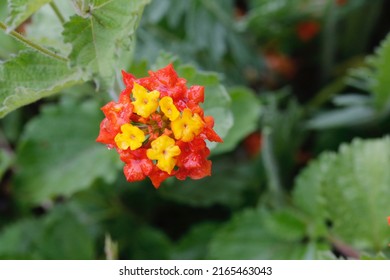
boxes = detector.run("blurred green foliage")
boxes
[0,0,390,260]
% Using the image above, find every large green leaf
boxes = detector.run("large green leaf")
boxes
[208,208,308,259]
[293,137,390,251]
[63,0,150,85]
[0,50,86,118]
[14,97,121,206]
[5,0,51,32]
[0,205,95,259]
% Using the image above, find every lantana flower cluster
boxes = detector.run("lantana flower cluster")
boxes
[96,64,223,188]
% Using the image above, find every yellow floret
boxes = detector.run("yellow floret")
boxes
[132,82,160,118]
[115,123,145,150]
[171,108,204,142]
[147,135,181,174]
[159,96,180,121]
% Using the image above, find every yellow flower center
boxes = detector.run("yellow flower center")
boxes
[115,123,145,150]
[146,135,181,174]
[132,82,160,118]
[171,108,204,142]
[159,96,180,121]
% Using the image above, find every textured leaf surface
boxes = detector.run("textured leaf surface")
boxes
[14,98,121,206]
[63,0,150,84]
[293,137,390,251]
[5,0,51,31]
[0,50,85,118]
[208,208,307,259]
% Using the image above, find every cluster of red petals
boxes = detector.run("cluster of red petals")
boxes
[96,64,223,188]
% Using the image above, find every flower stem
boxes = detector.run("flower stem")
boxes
[0,21,68,62]
[50,1,66,24]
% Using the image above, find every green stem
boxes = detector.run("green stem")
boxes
[50,1,66,24]
[0,21,68,62]
[261,127,285,208]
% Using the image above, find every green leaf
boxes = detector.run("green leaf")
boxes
[347,32,390,110]
[25,2,74,54]
[5,0,51,32]
[14,97,121,206]
[0,205,95,259]
[306,106,376,129]
[0,50,86,118]
[130,226,172,259]
[37,205,95,259]
[172,223,219,260]
[208,208,307,259]
[0,218,42,259]
[63,0,150,86]
[0,148,13,181]
[213,87,261,154]
[160,155,260,208]
[371,33,390,109]
[293,137,390,251]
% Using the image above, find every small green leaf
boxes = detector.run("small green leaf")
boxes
[371,33,390,109]
[293,137,390,251]
[213,87,261,154]
[0,50,86,118]
[347,32,390,110]
[208,208,307,259]
[5,0,51,32]
[63,0,150,86]
[14,97,121,206]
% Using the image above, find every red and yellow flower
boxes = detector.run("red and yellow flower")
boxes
[96,64,223,188]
